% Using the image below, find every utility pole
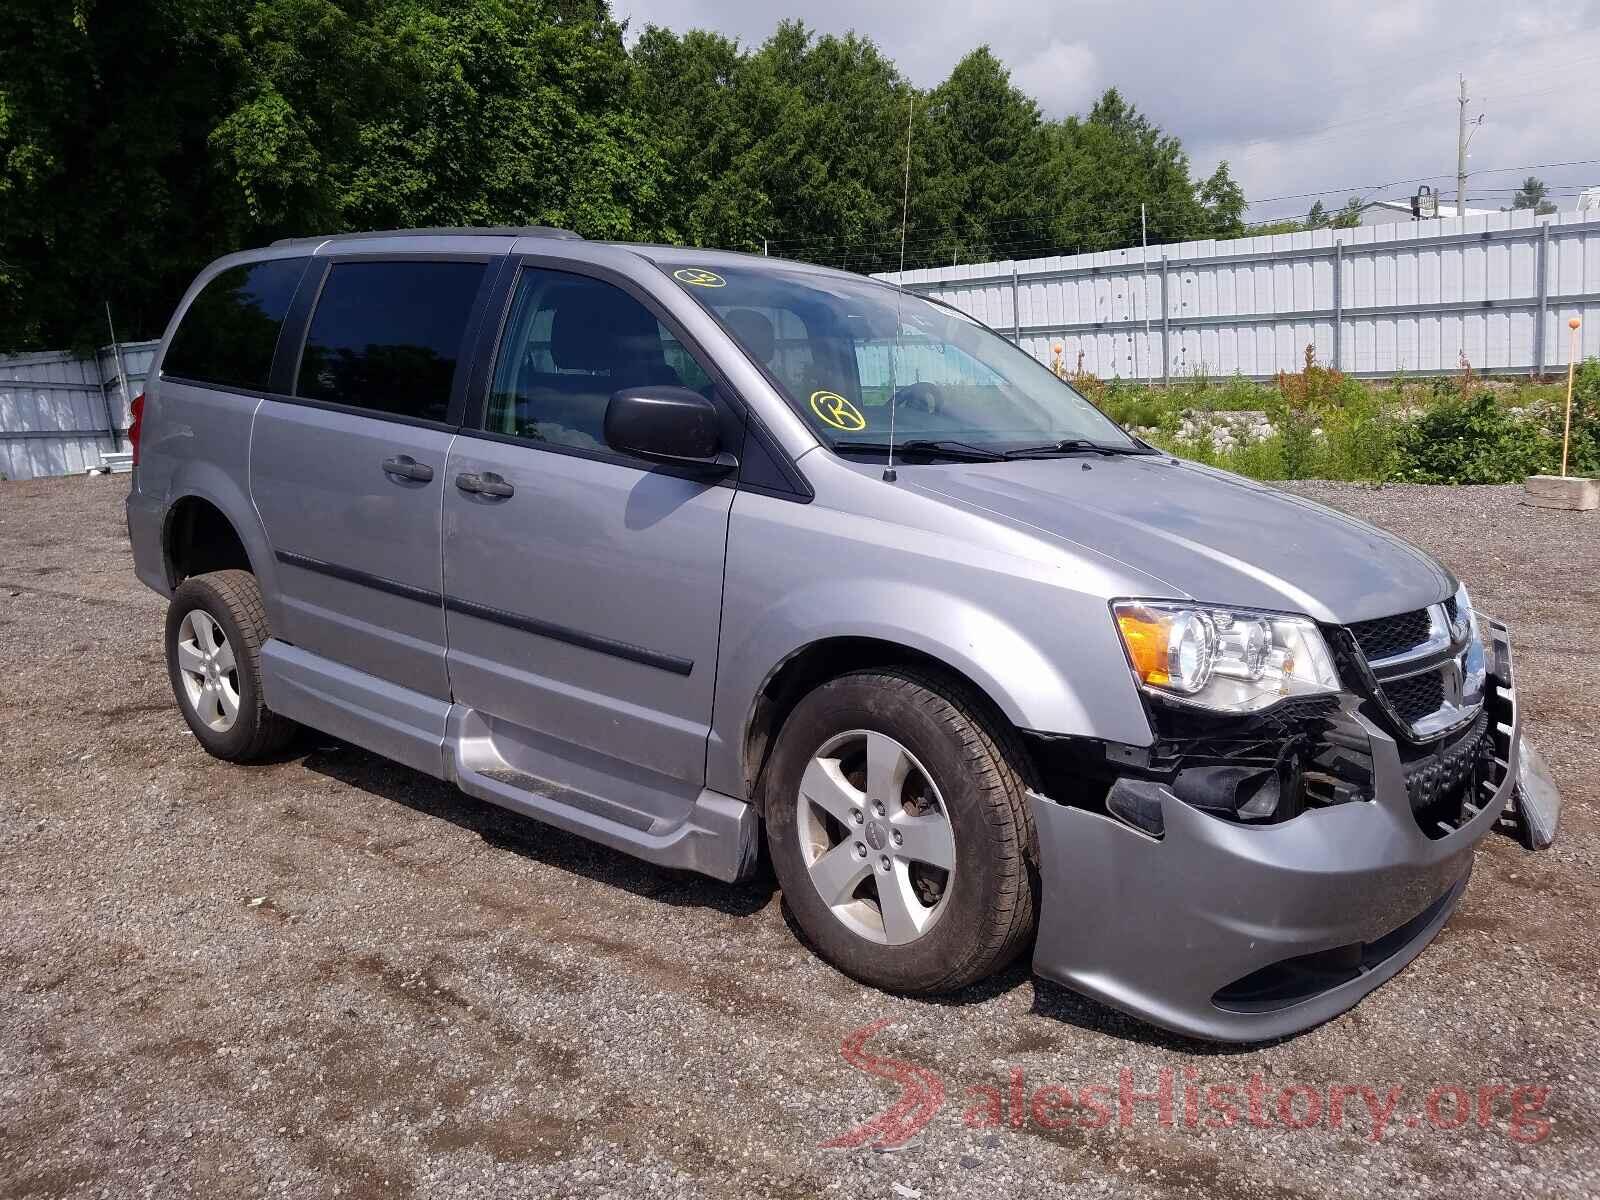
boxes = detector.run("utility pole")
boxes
[1455,75,1469,217]
[1140,203,1152,383]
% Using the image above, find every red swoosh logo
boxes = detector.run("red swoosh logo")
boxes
[819,1019,945,1149]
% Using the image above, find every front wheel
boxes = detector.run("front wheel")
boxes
[164,569,296,762]
[763,668,1038,994]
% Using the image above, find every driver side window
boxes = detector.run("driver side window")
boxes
[487,269,710,451]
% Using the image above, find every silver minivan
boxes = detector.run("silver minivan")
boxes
[126,227,1560,1041]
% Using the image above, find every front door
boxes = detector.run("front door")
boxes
[251,256,491,699]
[441,265,737,791]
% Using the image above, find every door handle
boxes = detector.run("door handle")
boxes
[455,471,514,499]
[382,455,434,483]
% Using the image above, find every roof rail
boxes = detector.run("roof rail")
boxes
[270,225,583,248]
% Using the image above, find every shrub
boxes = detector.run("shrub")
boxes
[1275,344,1346,412]
[1394,391,1555,483]
[1078,358,1596,484]
[1548,358,1600,476]
[1218,432,1287,480]
[1320,382,1400,481]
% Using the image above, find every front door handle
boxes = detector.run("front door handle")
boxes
[382,455,434,483]
[455,471,515,499]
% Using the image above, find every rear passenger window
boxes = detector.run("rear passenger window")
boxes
[163,257,307,391]
[295,260,486,422]
[486,269,712,451]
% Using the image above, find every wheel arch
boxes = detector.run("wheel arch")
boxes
[157,464,278,603]
[740,635,1027,809]
[163,495,253,585]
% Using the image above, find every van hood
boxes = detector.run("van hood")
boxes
[906,455,1453,624]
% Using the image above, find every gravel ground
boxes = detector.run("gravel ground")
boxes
[1,475,1596,1200]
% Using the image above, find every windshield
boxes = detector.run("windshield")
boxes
[658,261,1138,456]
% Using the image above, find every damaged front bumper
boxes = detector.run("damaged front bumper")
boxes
[1029,619,1560,1043]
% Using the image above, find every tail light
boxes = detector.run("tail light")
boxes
[129,393,146,465]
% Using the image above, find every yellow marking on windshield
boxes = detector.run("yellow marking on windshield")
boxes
[673,268,726,288]
[810,390,867,432]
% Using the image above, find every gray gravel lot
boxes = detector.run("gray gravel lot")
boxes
[1,476,1596,1199]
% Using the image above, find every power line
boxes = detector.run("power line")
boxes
[764,152,1600,267]
[1243,157,1600,208]
[1206,53,1600,159]
[767,157,1600,261]
[1173,25,1599,131]
[768,152,1600,256]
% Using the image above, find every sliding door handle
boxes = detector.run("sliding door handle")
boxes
[455,471,514,499]
[382,455,434,482]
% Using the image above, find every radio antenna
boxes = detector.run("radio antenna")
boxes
[884,89,916,483]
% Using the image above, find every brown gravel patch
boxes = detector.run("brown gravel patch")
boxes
[1,475,1595,1199]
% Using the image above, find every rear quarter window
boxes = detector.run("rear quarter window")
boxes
[163,257,309,391]
[294,259,487,422]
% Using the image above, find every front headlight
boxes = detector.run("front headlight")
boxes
[1113,600,1342,714]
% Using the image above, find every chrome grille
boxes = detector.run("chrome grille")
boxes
[1383,671,1446,725]
[1344,600,1484,741]
[1348,609,1432,661]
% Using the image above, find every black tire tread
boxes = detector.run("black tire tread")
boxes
[169,570,296,761]
[863,667,1039,992]
[768,665,1040,995]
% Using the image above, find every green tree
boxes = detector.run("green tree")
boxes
[222,0,664,239]
[629,21,911,265]
[1248,219,1307,236]
[2,5,1255,348]
[1,0,249,349]
[2,0,663,349]
[629,26,761,248]
[1196,161,1246,237]
[1042,89,1244,253]
[911,48,1054,267]
[738,23,910,270]
[1512,175,1558,216]
[1330,196,1365,228]
[1305,200,1329,228]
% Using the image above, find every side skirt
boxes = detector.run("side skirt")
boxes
[258,639,759,883]
[261,639,450,779]
[445,706,759,883]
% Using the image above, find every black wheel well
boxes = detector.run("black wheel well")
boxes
[743,637,1016,803]
[164,497,251,586]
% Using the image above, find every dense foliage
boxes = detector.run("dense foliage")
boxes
[2,1,1247,349]
[1087,355,1600,485]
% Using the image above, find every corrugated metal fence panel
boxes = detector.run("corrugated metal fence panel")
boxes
[880,211,1600,381]
[99,341,156,432]
[0,340,158,481]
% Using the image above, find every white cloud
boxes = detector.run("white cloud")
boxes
[1010,40,1099,118]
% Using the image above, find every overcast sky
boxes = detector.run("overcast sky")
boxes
[616,0,1600,228]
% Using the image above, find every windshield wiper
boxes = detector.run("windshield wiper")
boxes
[1002,438,1161,459]
[831,439,1007,463]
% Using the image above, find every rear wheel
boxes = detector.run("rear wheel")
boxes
[763,668,1038,993]
[164,570,295,762]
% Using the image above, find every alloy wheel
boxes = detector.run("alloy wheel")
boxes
[796,729,956,945]
[175,609,240,733]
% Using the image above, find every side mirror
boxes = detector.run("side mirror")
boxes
[604,386,737,474]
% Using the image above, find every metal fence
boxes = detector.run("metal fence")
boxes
[0,341,157,481]
[879,209,1600,382]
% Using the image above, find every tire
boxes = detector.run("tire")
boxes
[164,569,296,762]
[763,667,1038,994]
